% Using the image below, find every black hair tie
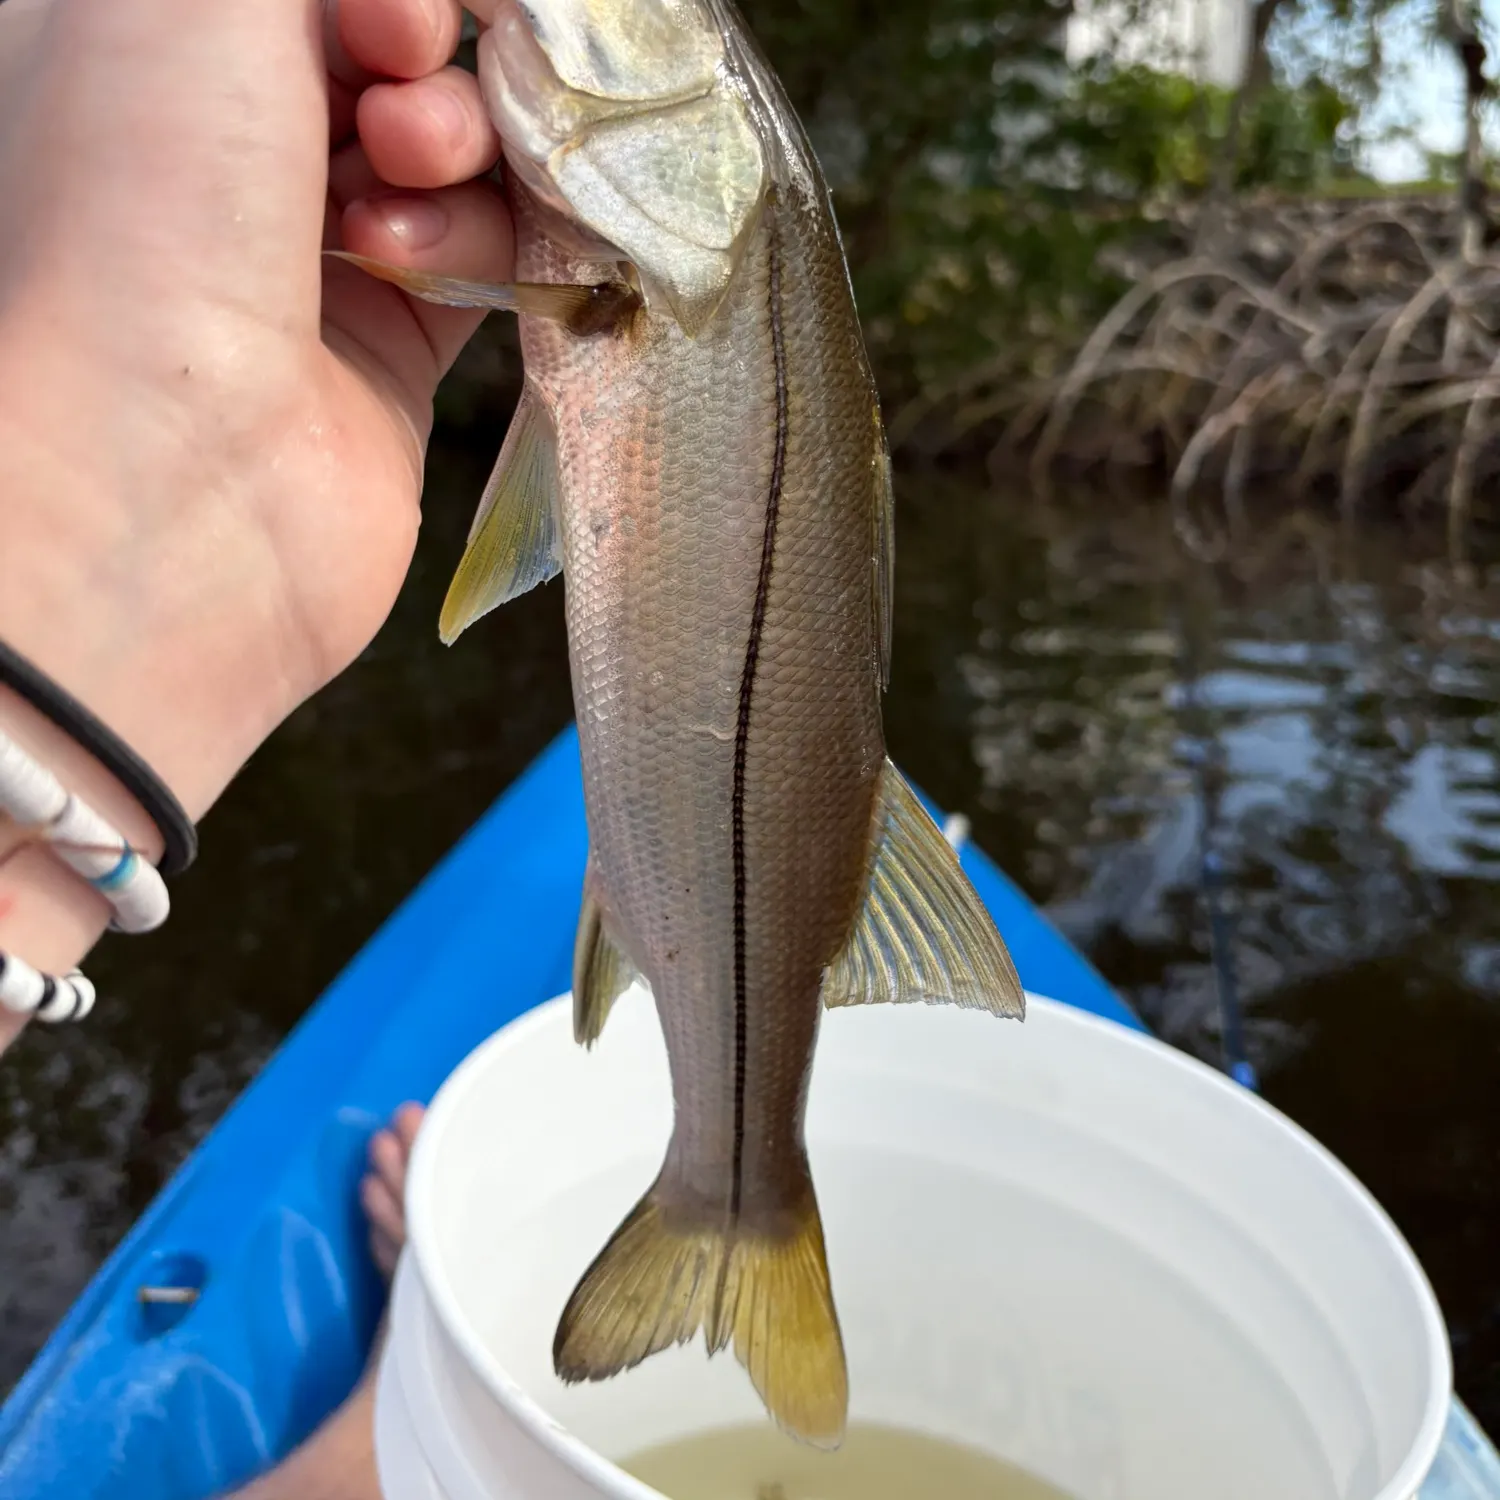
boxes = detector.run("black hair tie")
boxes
[0,638,197,876]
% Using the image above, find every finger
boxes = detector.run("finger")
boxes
[357,67,500,190]
[340,0,461,81]
[463,0,499,24]
[327,177,514,405]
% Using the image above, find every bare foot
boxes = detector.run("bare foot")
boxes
[226,1102,426,1500]
[362,1101,424,1282]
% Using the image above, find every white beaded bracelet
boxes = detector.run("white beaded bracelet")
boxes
[0,727,171,1023]
[0,953,95,1023]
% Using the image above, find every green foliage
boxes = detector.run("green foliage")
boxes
[1061,65,1217,199]
[1239,75,1356,187]
[1006,60,1355,202]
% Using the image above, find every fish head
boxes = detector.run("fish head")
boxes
[479,0,767,334]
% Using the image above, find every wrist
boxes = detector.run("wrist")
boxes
[0,335,308,826]
[0,367,295,1031]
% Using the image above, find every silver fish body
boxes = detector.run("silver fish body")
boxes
[509,130,884,1199]
[348,0,1024,1447]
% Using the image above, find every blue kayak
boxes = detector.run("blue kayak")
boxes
[0,726,1495,1499]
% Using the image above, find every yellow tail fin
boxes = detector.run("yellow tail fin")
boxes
[552,1182,849,1449]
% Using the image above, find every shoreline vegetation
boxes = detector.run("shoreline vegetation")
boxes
[908,192,1500,565]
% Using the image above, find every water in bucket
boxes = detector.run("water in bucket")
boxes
[621,1420,1072,1499]
[378,985,1450,1500]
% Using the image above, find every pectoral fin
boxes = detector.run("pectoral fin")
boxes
[823,760,1025,1017]
[438,384,561,644]
[327,251,638,333]
[572,862,643,1046]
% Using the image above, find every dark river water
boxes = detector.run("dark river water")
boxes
[3,394,1500,1436]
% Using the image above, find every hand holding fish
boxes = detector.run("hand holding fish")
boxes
[0,0,511,1047]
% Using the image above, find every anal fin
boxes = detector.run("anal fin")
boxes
[824,759,1025,1017]
[439,383,561,644]
[571,861,643,1046]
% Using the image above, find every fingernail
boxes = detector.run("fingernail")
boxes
[377,196,449,251]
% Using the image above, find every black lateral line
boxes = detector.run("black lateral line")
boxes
[729,194,788,1231]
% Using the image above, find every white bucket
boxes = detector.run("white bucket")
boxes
[374,986,1451,1500]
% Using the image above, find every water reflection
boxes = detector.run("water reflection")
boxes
[3,454,1500,1434]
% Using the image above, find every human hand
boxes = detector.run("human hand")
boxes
[0,0,511,1038]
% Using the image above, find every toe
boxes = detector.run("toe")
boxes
[361,1172,406,1278]
[393,1102,426,1151]
[369,1124,409,1200]
[359,1104,426,1280]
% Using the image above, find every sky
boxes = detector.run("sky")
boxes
[1071,0,1495,182]
[1272,0,1495,181]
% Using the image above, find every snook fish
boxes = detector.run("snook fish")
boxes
[342,0,1024,1449]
